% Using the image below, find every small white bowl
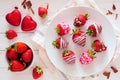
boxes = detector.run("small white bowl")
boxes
[6,41,35,73]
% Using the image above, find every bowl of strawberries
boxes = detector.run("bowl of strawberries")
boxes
[6,42,34,72]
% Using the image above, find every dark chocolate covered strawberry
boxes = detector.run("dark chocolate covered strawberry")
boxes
[73,13,89,27]
[92,40,107,52]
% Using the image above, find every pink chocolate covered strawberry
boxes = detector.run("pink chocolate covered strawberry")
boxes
[6,9,21,26]
[62,50,76,64]
[72,29,86,46]
[52,37,68,49]
[56,22,71,36]
[92,40,107,52]
[80,50,96,64]
[87,23,102,37]
[73,13,89,27]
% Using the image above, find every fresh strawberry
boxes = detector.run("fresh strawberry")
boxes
[21,49,33,63]
[32,66,43,79]
[14,42,28,53]
[9,60,25,72]
[72,29,86,46]
[21,16,37,31]
[56,22,71,36]
[86,23,102,37]
[52,37,68,49]
[6,48,17,60]
[92,40,107,52]
[38,6,48,18]
[62,50,76,64]
[80,50,96,64]
[73,13,88,27]
[6,29,17,40]
[6,9,21,26]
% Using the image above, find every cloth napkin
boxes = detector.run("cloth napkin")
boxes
[32,0,120,80]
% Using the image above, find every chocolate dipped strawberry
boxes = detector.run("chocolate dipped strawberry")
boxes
[52,37,68,49]
[72,29,86,46]
[56,22,71,36]
[87,23,102,37]
[80,50,96,64]
[21,16,37,31]
[62,50,76,64]
[6,9,21,26]
[92,40,107,52]
[73,13,88,27]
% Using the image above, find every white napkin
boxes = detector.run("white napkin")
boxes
[32,0,120,80]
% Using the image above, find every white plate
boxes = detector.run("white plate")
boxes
[93,0,120,31]
[44,6,116,77]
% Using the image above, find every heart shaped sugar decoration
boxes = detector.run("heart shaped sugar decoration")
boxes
[21,16,37,31]
[6,9,21,26]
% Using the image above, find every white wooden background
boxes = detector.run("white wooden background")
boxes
[0,0,120,80]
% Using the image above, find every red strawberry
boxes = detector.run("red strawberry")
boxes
[32,66,43,79]
[14,42,28,53]
[56,22,71,36]
[73,13,88,27]
[52,37,68,49]
[62,50,76,64]
[38,6,48,18]
[72,29,86,46]
[6,48,17,60]
[21,49,33,63]
[80,50,96,64]
[92,40,107,52]
[21,16,37,31]
[87,23,102,37]
[9,60,25,72]
[6,29,17,40]
[6,9,21,26]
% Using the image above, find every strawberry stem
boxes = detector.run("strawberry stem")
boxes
[86,30,93,36]
[85,13,89,20]
[88,50,96,58]
[63,50,70,56]
[56,27,60,33]
[36,66,43,74]
[72,29,80,34]
[52,41,57,47]
[42,14,47,19]
[6,45,12,50]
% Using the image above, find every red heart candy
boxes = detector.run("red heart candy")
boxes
[6,9,21,26]
[21,16,37,31]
